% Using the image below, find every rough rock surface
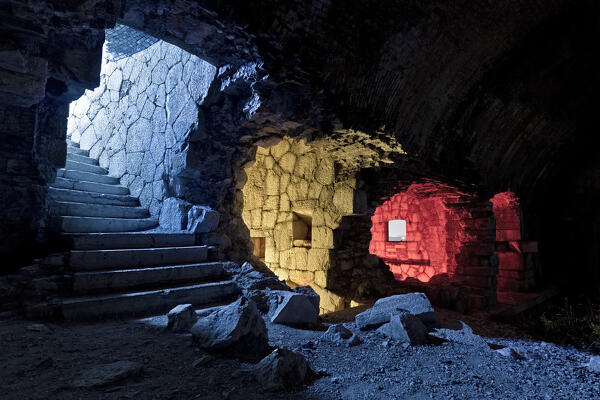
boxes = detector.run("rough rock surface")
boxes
[72,360,143,388]
[253,348,310,391]
[271,292,319,327]
[429,321,489,350]
[67,32,216,218]
[324,324,362,347]
[190,297,270,361]
[376,313,427,345]
[167,304,197,333]
[158,197,219,233]
[222,262,290,313]
[242,137,400,313]
[585,355,600,373]
[293,286,320,314]
[355,293,436,330]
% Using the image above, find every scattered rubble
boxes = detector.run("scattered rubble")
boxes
[167,304,197,333]
[190,296,270,361]
[271,291,319,327]
[324,324,362,347]
[585,355,600,373]
[429,321,489,349]
[253,348,312,391]
[376,313,427,345]
[355,293,436,330]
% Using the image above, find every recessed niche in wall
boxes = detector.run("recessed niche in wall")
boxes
[388,219,407,242]
[293,212,312,248]
[251,236,266,261]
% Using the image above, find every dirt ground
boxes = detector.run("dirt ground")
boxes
[1,305,595,400]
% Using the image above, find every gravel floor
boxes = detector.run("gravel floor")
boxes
[0,312,598,399]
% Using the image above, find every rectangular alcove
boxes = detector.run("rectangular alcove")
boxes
[388,219,407,242]
[292,212,312,248]
[251,236,266,261]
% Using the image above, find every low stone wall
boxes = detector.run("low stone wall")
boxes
[67,30,216,218]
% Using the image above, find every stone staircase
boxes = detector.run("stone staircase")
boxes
[47,140,239,320]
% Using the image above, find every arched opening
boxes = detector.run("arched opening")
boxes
[369,182,494,282]
[61,24,216,232]
[367,181,499,310]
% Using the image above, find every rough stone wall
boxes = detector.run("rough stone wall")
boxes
[241,137,356,312]
[67,36,216,217]
[370,188,454,281]
[0,99,70,271]
[368,182,499,307]
[491,192,535,293]
[327,214,396,304]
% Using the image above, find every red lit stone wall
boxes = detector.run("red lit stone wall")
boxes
[369,182,498,308]
[491,192,526,292]
[369,189,451,282]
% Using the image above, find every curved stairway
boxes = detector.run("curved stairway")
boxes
[48,140,239,320]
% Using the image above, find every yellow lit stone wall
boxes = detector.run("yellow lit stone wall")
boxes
[242,137,357,313]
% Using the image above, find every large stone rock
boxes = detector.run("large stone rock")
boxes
[253,348,310,391]
[271,292,318,327]
[292,286,320,313]
[159,197,189,230]
[376,313,427,345]
[187,206,219,233]
[159,198,219,233]
[167,304,197,333]
[190,297,270,361]
[355,293,435,330]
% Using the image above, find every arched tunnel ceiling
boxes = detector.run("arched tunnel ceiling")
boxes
[2,0,600,200]
[116,0,600,198]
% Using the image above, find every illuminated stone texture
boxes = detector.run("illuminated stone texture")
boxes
[369,182,497,306]
[67,31,216,219]
[242,137,353,313]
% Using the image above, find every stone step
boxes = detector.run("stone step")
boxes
[73,262,228,294]
[67,139,80,148]
[70,246,211,271]
[49,187,139,207]
[57,169,120,185]
[65,160,108,175]
[52,216,157,233]
[66,152,99,166]
[67,146,90,157]
[52,177,129,196]
[50,201,150,219]
[61,281,239,320]
[63,232,197,250]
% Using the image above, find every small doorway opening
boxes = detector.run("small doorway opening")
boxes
[251,236,266,261]
[292,212,312,248]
